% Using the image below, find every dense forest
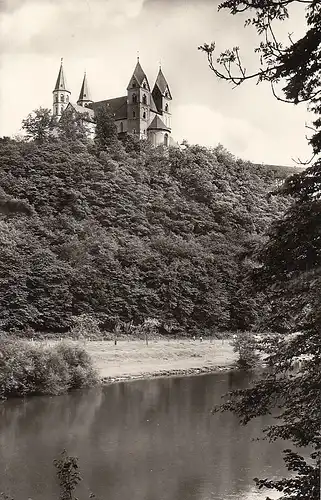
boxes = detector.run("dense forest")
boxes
[0,109,298,337]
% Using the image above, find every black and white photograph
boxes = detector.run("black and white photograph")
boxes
[0,0,320,499]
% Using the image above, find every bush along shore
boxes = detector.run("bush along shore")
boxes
[0,340,99,399]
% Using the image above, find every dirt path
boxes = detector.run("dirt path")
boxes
[81,339,237,383]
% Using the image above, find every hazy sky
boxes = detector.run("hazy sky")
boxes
[0,0,313,165]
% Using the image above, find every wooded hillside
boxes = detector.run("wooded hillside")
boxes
[0,127,296,337]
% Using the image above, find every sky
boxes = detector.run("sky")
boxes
[0,0,314,165]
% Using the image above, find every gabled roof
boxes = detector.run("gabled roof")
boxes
[153,68,172,99]
[66,102,95,120]
[127,59,150,90]
[78,72,92,102]
[148,115,170,132]
[53,60,70,93]
[90,96,128,120]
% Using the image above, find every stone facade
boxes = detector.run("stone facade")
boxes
[52,58,71,117]
[53,58,173,146]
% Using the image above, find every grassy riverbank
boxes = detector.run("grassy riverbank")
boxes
[79,338,237,383]
[1,338,237,398]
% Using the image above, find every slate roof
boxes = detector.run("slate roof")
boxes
[91,93,158,118]
[78,72,91,102]
[150,95,158,113]
[66,102,95,120]
[90,96,128,120]
[54,61,70,92]
[154,68,172,98]
[127,59,150,90]
[148,115,170,132]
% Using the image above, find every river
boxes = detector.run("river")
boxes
[0,370,286,499]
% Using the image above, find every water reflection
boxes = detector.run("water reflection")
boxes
[0,372,286,499]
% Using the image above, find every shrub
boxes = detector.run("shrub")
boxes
[231,332,260,369]
[55,342,98,388]
[54,450,82,500]
[0,340,99,398]
[70,314,101,340]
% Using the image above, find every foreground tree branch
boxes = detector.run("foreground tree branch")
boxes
[200,1,321,498]
[199,0,321,155]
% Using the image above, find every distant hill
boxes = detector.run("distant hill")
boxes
[253,162,305,180]
[0,135,294,337]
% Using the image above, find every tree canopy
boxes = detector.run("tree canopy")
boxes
[21,107,57,144]
[0,114,291,337]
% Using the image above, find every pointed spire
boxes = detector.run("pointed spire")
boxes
[78,72,91,103]
[154,67,171,98]
[127,58,150,90]
[54,58,69,92]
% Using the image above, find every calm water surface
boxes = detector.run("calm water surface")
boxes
[0,371,286,499]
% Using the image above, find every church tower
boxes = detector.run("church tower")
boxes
[52,59,71,117]
[127,58,151,139]
[152,67,172,130]
[77,72,93,108]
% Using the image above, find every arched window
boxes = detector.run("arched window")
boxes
[164,133,169,147]
[133,128,136,134]
[142,94,147,105]
[66,95,69,102]
[55,105,58,114]
[61,94,65,102]
[120,122,124,133]
[132,81,136,88]
[61,106,64,114]
[132,94,137,103]
[165,103,169,112]
[133,111,136,118]
[143,82,147,89]
[143,111,146,119]
[55,95,58,103]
